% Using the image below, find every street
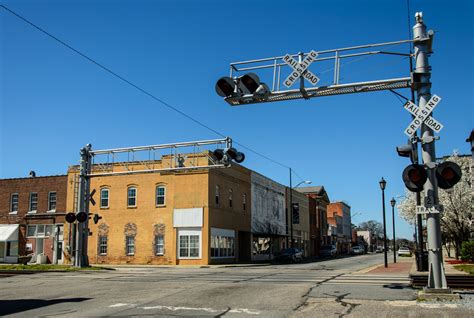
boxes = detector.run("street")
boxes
[1,253,472,317]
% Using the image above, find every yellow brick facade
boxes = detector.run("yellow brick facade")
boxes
[65,154,251,265]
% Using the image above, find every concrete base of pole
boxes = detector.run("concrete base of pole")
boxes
[418,289,460,301]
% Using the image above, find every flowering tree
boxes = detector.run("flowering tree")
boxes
[397,154,473,259]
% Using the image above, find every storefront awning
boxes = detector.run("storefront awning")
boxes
[0,224,19,241]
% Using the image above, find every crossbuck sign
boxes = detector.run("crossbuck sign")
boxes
[283,50,320,88]
[404,94,443,138]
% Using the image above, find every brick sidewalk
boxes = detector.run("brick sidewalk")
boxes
[367,259,414,275]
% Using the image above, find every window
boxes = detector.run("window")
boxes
[27,225,36,237]
[26,224,53,237]
[242,193,247,211]
[48,192,57,211]
[156,186,166,206]
[36,225,45,236]
[100,188,109,208]
[29,192,38,212]
[229,189,233,208]
[127,187,137,207]
[6,241,18,257]
[155,235,164,256]
[10,193,19,212]
[99,236,107,255]
[215,185,220,205]
[126,236,135,255]
[178,230,201,258]
[210,232,235,258]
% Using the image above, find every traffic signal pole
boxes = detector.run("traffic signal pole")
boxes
[413,13,448,290]
[74,144,92,268]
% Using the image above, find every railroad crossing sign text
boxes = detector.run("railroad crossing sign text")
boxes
[283,50,320,88]
[404,95,442,137]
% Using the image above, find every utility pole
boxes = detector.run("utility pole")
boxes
[289,168,293,247]
[380,177,388,268]
[413,12,448,290]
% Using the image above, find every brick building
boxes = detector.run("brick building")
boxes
[0,174,68,264]
[327,201,352,253]
[66,153,254,265]
[297,186,329,257]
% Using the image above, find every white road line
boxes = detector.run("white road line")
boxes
[109,303,134,308]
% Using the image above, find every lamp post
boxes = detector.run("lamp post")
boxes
[379,177,388,268]
[390,197,397,264]
[289,167,311,247]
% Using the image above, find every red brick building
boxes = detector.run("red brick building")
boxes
[0,174,68,264]
[297,186,329,257]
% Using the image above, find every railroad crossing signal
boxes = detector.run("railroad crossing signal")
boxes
[404,95,443,137]
[283,50,320,88]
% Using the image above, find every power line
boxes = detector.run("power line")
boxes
[0,4,308,182]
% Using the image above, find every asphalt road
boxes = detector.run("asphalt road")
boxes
[0,253,471,317]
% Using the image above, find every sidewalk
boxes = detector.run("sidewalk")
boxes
[353,257,414,275]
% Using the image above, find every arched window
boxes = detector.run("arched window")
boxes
[127,187,137,207]
[156,185,166,206]
[100,188,109,208]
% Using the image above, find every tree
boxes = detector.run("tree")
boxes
[397,154,473,259]
[358,220,384,238]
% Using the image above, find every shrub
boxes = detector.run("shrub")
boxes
[460,241,474,262]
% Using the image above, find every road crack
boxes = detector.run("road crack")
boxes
[293,273,343,311]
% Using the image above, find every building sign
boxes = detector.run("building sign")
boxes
[251,172,286,236]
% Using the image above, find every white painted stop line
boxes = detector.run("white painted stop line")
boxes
[283,50,320,88]
[404,95,443,137]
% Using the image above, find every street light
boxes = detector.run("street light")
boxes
[390,197,397,264]
[379,177,388,268]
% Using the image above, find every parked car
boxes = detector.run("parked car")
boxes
[351,246,364,255]
[278,248,303,262]
[397,246,412,257]
[376,246,384,253]
[319,245,337,258]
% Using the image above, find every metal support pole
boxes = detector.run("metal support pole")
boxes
[74,144,92,268]
[289,168,293,247]
[413,12,448,291]
[382,187,388,267]
[392,203,397,263]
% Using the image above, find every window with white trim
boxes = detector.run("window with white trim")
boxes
[156,185,166,206]
[127,187,137,207]
[48,192,57,211]
[100,188,109,208]
[99,236,107,255]
[178,229,201,258]
[29,192,38,212]
[155,234,164,256]
[126,236,135,255]
[10,193,19,212]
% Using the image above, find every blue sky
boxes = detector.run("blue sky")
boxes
[1,0,472,239]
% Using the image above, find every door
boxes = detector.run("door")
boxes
[36,238,44,255]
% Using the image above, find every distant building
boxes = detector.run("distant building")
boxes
[0,174,67,264]
[327,201,352,253]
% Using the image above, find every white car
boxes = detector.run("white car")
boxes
[351,246,364,255]
[397,247,412,257]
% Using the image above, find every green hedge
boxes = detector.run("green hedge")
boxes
[460,241,474,262]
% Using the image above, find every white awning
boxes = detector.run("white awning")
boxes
[0,224,19,241]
